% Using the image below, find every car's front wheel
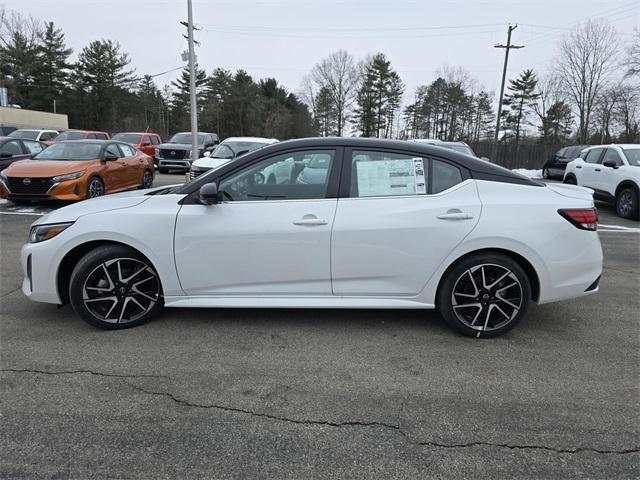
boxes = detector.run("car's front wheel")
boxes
[69,245,164,329]
[437,253,531,338]
[616,187,639,220]
[86,176,104,198]
[563,175,577,185]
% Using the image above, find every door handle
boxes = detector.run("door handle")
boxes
[595,168,601,172]
[437,211,474,220]
[576,165,582,169]
[293,218,328,226]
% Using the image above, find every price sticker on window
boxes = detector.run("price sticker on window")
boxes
[413,158,426,194]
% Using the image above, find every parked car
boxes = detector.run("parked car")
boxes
[190,137,278,180]
[0,126,17,136]
[0,136,48,171]
[20,138,602,337]
[112,132,162,159]
[410,139,478,157]
[542,145,588,179]
[0,140,154,204]
[563,144,640,219]
[54,130,110,141]
[9,129,59,144]
[155,132,219,173]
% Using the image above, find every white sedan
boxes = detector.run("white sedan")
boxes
[20,138,603,337]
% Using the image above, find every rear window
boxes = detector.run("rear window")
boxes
[113,133,142,144]
[9,130,39,140]
[56,131,85,141]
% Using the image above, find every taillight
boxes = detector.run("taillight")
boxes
[558,208,598,231]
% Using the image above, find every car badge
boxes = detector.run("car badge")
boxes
[23,178,31,185]
[171,150,176,155]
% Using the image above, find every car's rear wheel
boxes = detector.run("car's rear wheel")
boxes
[437,253,531,338]
[616,187,639,220]
[69,245,163,329]
[87,176,104,198]
[563,175,577,185]
[140,169,154,189]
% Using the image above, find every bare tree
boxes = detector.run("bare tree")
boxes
[310,50,359,136]
[533,74,564,123]
[615,85,640,142]
[625,27,640,78]
[558,20,619,143]
[593,86,621,143]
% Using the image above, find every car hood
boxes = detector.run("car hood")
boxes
[31,186,171,226]
[546,183,594,201]
[5,159,95,177]
[192,157,232,170]
[157,143,201,151]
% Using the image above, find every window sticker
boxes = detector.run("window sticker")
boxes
[356,157,423,196]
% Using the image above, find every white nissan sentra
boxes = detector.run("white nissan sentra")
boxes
[19,138,603,337]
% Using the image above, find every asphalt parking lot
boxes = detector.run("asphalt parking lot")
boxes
[1,173,638,479]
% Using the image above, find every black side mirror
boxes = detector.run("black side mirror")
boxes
[603,160,618,169]
[104,154,118,161]
[199,182,218,205]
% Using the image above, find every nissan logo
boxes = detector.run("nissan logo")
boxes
[22,178,31,185]
[170,150,176,156]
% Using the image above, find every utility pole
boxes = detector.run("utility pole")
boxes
[492,24,524,159]
[185,0,198,163]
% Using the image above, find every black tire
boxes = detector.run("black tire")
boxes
[86,176,105,199]
[69,245,163,329]
[140,169,154,189]
[563,175,577,185]
[615,187,639,220]
[437,253,531,338]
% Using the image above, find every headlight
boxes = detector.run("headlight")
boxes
[155,147,160,157]
[29,222,74,243]
[0,170,7,181]
[52,171,85,182]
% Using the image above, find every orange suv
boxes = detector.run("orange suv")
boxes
[0,140,154,203]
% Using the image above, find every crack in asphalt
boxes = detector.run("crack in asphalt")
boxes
[603,266,638,276]
[4,368,638,456]
[0,286,22,298]
[1,368,166,379]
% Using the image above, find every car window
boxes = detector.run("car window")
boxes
[584,148,603,164]
[96,133,109,140]
[22,140,44,155]
[212,144,235,159]
[602,148,623,166]
[105,143,122,159]
[119,144,137,157]
[350,150,428,198]
[219,149,335,202]
[142,136,151,145]
[86,133,96,140]
[432,159,463,193]
[295,153,332,185]
[0,140,23,156]
[150,135,160,145]
[622,148,640,167]
[556,147,567,158]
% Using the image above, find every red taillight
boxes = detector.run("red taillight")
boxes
[558,208,598,231]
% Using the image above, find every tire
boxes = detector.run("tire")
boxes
[140,169,154,189]
[69,245,163,329]
[437,253,531,338]
[86,176,105,199]
[563,175,577,185]
[615,187,639,220]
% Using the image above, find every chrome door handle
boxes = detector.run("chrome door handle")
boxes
[437,212,474,220]
[576,165,582,169]
[595,168,601,172]
[293,218,328,226]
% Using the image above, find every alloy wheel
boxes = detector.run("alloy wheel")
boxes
[88,178,104,198]
[82,258,160,324]
[143,170,153,188]
[617,190,634,217]
[451,264,523,332]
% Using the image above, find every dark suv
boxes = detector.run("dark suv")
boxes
[542,145,588,179]
[156,132,219,173]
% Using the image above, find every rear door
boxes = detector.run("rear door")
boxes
[118,143,142,188]
[331,148,481,296]
[102,143,127,191]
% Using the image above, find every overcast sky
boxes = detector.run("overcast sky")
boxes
[6,0,640,102]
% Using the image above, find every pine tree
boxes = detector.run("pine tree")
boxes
[539,101,573,143]
[31,21,72,112]
[170,65,207,132]
[315,86,337,136]
[500,69,541,143]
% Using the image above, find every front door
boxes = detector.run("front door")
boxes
[579,147,605,189]
[174,148,340,296]
[331,149,481,296]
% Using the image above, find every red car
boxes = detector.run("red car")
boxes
[54,130,110,142]
[112,132,162,158]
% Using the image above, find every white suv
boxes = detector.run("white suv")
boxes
[564,144,640,220]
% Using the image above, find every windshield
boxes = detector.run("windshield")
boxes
[169,133,205,144]
[33,142,102,161]
[623,148,640,166]
[212,141,268,159]
[9,130,39,140]
[56,131,85,141]
[113,133,142,144]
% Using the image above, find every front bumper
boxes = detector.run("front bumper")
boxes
[0,177,86,201]
[157,159,192,171]
[21,242,62,304]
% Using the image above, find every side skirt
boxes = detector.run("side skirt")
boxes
[163,296,435,309]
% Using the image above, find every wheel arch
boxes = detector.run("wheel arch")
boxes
[56,240,158,305]
[435,248,541,305]
[615,180,639,197]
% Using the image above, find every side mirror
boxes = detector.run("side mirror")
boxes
[199,182,218,205]
[203,151,211,157]
[603,160,618,169]
[104,154,118,161]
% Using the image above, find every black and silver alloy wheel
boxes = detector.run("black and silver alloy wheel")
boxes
[142,170,154,189]
[87,177,104,198]
[451,264,523,333]
[437,253,531,337]
[82,258,159,324]
[615,187,638,220]
[69,245,164,329]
